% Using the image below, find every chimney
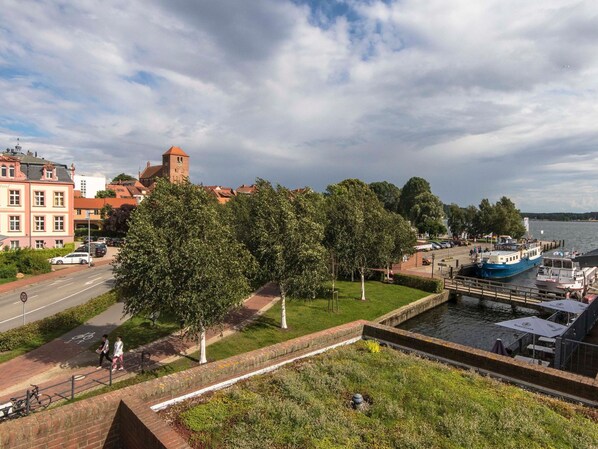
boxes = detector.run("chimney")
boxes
[146,161,151,168]
[70,163,75,181]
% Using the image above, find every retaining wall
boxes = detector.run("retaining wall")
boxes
[376,291,450,327]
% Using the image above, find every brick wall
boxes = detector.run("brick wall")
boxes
[363,322,598,402]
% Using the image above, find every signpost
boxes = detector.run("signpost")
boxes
[20,291,28,325]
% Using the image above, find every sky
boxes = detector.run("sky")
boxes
[1,0,598,212]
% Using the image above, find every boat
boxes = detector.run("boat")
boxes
[536,251,597,295]
[476,237,543,279]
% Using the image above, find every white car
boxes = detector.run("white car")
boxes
[50,252,93,265]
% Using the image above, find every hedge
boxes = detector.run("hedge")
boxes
[0,244,75,278]
[0,291,118,353]
[393,272,444,293]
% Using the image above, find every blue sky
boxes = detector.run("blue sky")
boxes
[2,0,598,212]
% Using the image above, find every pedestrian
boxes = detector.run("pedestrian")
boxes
[96,334,112,369]
[111,336,124,372]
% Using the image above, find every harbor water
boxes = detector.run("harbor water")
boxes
[399,220,597,351]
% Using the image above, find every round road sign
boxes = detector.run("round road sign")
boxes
[20,291,28,303]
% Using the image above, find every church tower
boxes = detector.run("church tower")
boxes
[161,146,190,184]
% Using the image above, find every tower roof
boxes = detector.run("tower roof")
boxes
[163,146,189,157]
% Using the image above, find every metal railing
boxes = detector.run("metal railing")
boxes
[445,275,563,305]
[0,351,152,422]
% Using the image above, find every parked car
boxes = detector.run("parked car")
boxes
[83,236,98,244]
[106,237,124,247]
[430,242,442,250]
[75,243,107,257]
[96,237,108,244]
[50,253,92,265]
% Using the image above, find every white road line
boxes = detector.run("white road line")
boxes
[49,279,68,285]
[85,276,105,284]
[61,282,74,287]
[11,294,38,305]
[0,282,107,325]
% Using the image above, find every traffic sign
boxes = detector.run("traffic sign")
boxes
[20,292,28,303]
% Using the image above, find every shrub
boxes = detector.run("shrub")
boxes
[0,263,17,279]
[363,340,381,354]
[0,291,118,353]
[393,273,443,293]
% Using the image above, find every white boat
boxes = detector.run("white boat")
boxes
[535,252,597,294]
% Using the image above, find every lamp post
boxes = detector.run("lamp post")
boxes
[86,210,91,267]
[431,254,435,279]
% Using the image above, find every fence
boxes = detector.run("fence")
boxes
[555,296,598,372]
[0,350,152,422]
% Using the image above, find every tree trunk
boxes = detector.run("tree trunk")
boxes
[199,325,207,364]
[280,287,288,329]
[360,269,366,301]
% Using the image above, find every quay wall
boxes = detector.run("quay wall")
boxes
[376,291,450,327]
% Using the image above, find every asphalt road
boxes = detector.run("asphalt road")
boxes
[0,264,115,332]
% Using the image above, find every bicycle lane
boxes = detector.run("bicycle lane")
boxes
[0,302,129,402]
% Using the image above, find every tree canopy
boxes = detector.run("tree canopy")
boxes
[103,204,136,234]
[369,181,401,213]
[95,189,116,198]
[113,179,252,363]
[112,173,137,182]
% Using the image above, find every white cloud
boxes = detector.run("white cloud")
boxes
[1,0,598,211]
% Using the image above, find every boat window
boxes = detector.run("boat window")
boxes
[564,261,572,269]
[544,259,552,267]
[553,260,562,268]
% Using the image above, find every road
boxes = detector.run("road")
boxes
[0,264,115,332]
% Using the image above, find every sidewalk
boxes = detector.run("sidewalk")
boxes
[0,283,280,403]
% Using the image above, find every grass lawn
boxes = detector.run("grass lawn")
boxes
[72,280,428,401]
[168,280,428,371]
[99,312,181,352]
[165,341,598,449]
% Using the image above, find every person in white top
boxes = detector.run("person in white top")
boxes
[111,336,124,372]
[96,334,112,369]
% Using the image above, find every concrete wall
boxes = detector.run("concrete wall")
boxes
[376,291,450,327]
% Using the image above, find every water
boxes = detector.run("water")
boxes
[398,219,597,350]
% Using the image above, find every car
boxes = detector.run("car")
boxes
[83,236,98,244]
[75,243,107,257]
[96,237,108,244]
[50,252,93,265]
[107,237,123,247]
[430,242,442,250]
[422,257,432,266]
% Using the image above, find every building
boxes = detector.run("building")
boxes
[0,142,75,249]
[236,184,256,195]
[139,146,189,188]
[74,174,106,198]
[74,197,137,230]
[203,185,236,204]
[105,180,149,202]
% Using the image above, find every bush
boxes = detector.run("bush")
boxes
[0,291,118,352]
[0,245,75,276]
[393,272,443,293]
[0,263,17,279]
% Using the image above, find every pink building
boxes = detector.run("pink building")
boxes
[0,143,75,249]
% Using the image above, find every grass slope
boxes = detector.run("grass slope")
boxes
[170,342,598,449]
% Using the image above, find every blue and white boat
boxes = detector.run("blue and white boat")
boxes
[476,238,543,279]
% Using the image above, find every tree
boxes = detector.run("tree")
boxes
[474,197,526,239]
[113,180,252,363]
[112,173,137,182]
[95,189,116,198]
[409,191,445,236]
[380,211,416,279]
[325,179,387,300]
[242,179,328,329]
[398,177,431,218]
[103,204,136,234]
[447,204,466,238]
[369,181,401,213]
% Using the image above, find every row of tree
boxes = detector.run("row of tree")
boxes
[113,178,417,363]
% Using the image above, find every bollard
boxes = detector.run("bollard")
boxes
[109,366,113,386]
[71,375,75,400]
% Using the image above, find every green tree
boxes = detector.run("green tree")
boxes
[409,191,445,236]
[369,181,401,213]
[398,177,431,218]
[493,196,526,238]
[113,180,252,364]
[243,180,328,329]
[112,173,137,182]
[95,189,116,198]
[103,204,136,234]
[447,204,466,238]
[325,179,387,301]
[380,211,416,279]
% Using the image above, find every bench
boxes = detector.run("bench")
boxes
[514,355,550,367]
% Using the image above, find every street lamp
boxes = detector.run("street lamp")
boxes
[431,254,435,279]
[86,210,91,267]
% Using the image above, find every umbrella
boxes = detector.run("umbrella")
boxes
[539,299,587,315]
[495,316,568,360]
[490,338,509,356]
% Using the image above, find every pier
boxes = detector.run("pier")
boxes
[444,276,563,310]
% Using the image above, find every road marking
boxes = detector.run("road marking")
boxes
[49,279,67,285]
[62,282,74,287]
[12,294,38,304]
[0,282,108,325]
[85,276,106,285]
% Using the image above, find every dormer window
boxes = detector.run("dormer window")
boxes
[1,165,6,177]
[45,168,53,179]
[8,166,15,177]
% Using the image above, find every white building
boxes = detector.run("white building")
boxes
[74,174,106,198]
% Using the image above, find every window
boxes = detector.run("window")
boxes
[53,191,65,207]
[81,180,87,197]
[55,240,64,248]
[76,209,81,215]
[9,190,20,206]
[45,169,53,179]
[10,241,19,249]
[9,216,20,231]
[54,216,64,231]
[1,165,6,176]
[34,191,45,206]
[8,166,15,177]
[34,216,45,231]
[35,240,45,249]
[94,209,99,215]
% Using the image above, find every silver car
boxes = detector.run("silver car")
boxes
[50,252,93,265]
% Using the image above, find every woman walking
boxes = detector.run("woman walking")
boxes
[111,336,124,372]
[96,334,112,369]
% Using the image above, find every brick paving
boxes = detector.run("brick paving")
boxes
[0,283,280,403]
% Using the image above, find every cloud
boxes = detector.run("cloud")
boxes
[1,0,598,211]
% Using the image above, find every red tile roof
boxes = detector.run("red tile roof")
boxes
[236,184,256,194]
[163,146,188,157]
[74,197,138,209]
[139,165,163,179]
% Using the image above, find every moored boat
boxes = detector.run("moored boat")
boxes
[536,252,597,294]
[476,238,543,279]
